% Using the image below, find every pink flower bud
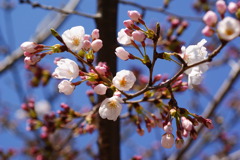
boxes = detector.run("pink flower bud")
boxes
[91,39,103,52]
[204,118,214,129]
[171,18,180,28]
[94,84,107,95]
[24,51,33,57]
[83,40,91,50]
[161,133,174,149]
[123,19,134,28]
[216,0,227,15]
[83,34,91,40]
[181,117,193,131]
[124,28,133,37]
[175,138,184,149]
[203,11,218,26]
[132,30,146,42]
[228,2,238,13]
[21,41,43,53]
[95,65,107,75]
[58,80,75,95]
[182,129,188,137]
[24,55,41,65]
[202,26,214,37]
[163,122,173,134]
[91,29,100,40]
[115,47,130,60]
[128,10,141,22]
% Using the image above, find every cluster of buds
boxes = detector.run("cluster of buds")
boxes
[202,0,240,41]
[116,10,154,65]
[25,64,51,87]
[21,42,65,66]
[129,103,163,136]
[0,148,15,159]
[159,107,214,149]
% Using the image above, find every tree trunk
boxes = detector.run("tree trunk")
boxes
[95,0,120,160]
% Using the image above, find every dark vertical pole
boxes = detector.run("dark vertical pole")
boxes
[95,0,120,160]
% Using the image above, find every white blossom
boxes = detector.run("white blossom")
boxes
[112,70,136,91]
[217,17,240,41]
[15,109,27,120]
[35,100,51,117]
[62,26,85,51]
[181,39,209,89]
[188,67,204,89]
[161,133,175,149]
[52,58,79,80]
[99,96,123,121]
[58,80,75,95]
[117,28,132,45]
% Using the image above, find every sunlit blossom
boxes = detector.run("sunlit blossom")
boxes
[112,70,136,91]
[99,96,123,121]
[52,58,79,80]
[62,26,85,51]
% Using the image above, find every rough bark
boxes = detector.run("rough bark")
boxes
[95,0,120,160]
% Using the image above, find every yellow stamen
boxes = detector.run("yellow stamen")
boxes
[225,29,234,36]
[119,77,127,87]
[108,100,117,108]
[72,37,80,46]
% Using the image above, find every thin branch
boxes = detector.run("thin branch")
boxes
[0,0,80,75]
[169,59,240,160]
[119,0,202,21]
[19,0,100,19]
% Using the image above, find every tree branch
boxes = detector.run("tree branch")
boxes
[19,0,100,19]
[0,0,81,75]
[119,0,202,21]
[168,59,240,160]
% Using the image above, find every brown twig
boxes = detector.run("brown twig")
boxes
[0,0,81,75]
[19,0,100,19]
[119,0,202,21]
[169,59,240,160]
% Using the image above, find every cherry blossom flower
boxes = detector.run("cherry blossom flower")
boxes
[112,70,136,91]
[94,84,108,95]
[58,80,75,95]
[217,17,240,41]
[35,100,51,117]
[115,47,130,60]
[117,28,132,45]
[187,67,204,89]
[62,26,85,51]
[98,96,123,121]
[52,58,79,80]
[161,133,175,148]
[181,39,209,88]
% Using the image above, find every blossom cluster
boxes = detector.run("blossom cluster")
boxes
[20,7,239,150]
[202,0,240,41]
